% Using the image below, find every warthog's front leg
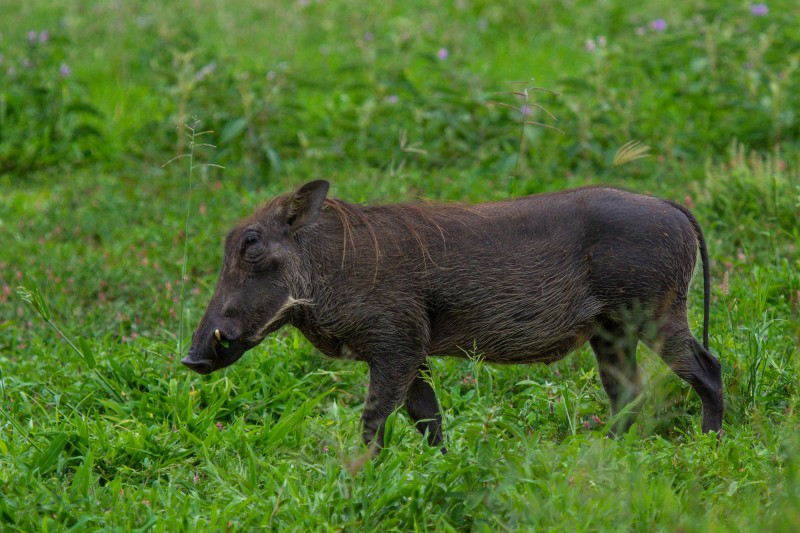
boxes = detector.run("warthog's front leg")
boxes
[360,357,423,450]
[405,363,445,450]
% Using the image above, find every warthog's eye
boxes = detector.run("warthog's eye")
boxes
[240,229,266,263]
[243,232,259,248]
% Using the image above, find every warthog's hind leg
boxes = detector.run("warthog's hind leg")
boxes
[644,313,724,436]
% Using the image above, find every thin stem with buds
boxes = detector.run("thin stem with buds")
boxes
[162,116,224,358]
[486,83,563,195]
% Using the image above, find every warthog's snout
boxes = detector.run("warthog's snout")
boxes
[183,321,248,374]
[181,353,213,375]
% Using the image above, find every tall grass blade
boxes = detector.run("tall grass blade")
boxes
[31,432,68,474]
[260,389,332,454]
[17,286,123,402]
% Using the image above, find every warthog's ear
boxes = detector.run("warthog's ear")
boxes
[286,180,330,230]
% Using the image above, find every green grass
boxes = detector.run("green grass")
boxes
[1,0,800,530]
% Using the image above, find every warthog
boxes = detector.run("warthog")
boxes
[183,181,723,449]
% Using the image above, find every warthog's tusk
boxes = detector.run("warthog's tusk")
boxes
[214,329,221,342]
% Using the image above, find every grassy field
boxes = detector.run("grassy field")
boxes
[1,0,799,530]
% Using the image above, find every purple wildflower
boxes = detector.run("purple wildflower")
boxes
[437,47,449,60]
[39,30,49,43]
[586,35,607,52]
[28,30,37,43]
[385,94,399,104]
[650,19,667,32]
[363,32,374,42]
[22,58,32,69]
[751,4,768,16]
[59,63,71,77]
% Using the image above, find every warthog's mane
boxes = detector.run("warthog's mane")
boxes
[321,197,486,272]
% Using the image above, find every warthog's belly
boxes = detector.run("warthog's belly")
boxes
[429,324,594,363]
[427,292,602,363]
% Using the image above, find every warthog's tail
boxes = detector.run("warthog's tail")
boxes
[666,200,710,350]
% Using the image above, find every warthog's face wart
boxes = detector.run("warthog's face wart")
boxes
[182,181,329,374]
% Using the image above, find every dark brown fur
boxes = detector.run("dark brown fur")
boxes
[183,181,724,449]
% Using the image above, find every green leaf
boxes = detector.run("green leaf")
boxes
[70,124,104,140]
[32,433,68,475]
[64,102,103,117]
[220,117,248,144]
[69,451,94,500]
[264,144,282,175]
[260,389,332,454]
[246,443,258,490]
[382,409,398,448]
[78,337,97,369]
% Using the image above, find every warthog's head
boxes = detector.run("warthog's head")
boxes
[182,180,329,374]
